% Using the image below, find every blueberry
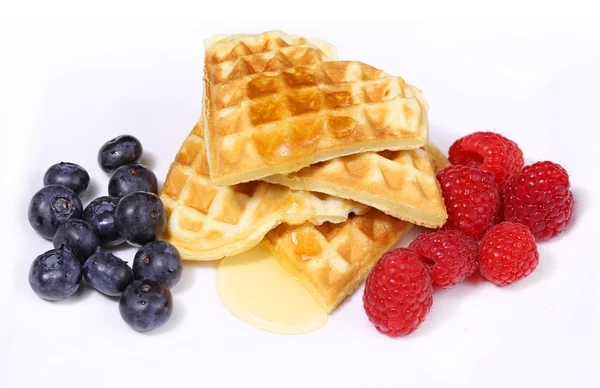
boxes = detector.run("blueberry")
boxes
[119,280,172,332]
[52,219,100,264]
[28,185,83,239]
[114,192,166,246]
[43,162,90,195]
[83,196,124,246]
[29,249,82,301]
[83,252,134,296]
[133,241,182,288]
[108,164,158,198]
[98,135,143,174]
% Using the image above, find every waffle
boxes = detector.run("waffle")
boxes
[159,119,365,261]
[264,144,448,228]
[264,208,413,313]
[263,148,450,313]
[203,31,429,185]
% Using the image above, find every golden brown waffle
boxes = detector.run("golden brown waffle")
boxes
[423,143,451,172]
[264,208,413,313]
[203,31,429,185]
[159,119,365,261]
[264,148,450,313]
[264,144,448,228]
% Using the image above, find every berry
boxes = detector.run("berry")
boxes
[115,192,166,247]
[501,161,574,241]
[479,222,539,286]
[119,280,173,332]
[28,185,83,239]
[83,196,124,246]
[408,230,478,288]
[108,163,158,198]
[53,219,100,264]
[83,252,134,296]
[363,248,432,337]
[98,135,143,174]
[29,249,82,301]
[133,241,182,288]
[437,165,500,239]
[43,162,90,195]
[449,131,524,186]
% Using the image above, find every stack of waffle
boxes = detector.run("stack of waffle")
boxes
[160,31,448,313]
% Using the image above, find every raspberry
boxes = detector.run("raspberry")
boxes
[501,161,574,241]
[363,248,432,337]
[437,165,501,239]
[479,222,539,286]
[408,230,479,288]
[449,131,524,186]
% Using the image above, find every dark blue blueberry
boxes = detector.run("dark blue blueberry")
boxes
[52,219,100,264]
[133,241,182,288]
[43,162,90,195]
[119,280,172,332]
[114,192,166,247]
[98,135,143,174]
[28,185,83,239]
[108,164,157,198]
[29,249,82,301]
[83,252,134,296]
[83,196,124,246]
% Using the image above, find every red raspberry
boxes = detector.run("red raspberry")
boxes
[437,165,501,239]
[449,131,524,186]
[409,230,479,288]
[501,161,574,241]
[363,248,432,337]
[479,222,539,286]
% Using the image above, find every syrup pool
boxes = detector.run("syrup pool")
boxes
[216,244,327,335]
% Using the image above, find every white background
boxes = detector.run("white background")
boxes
[1,16,600,388]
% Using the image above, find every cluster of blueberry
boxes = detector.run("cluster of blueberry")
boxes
[27,135,181,332]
